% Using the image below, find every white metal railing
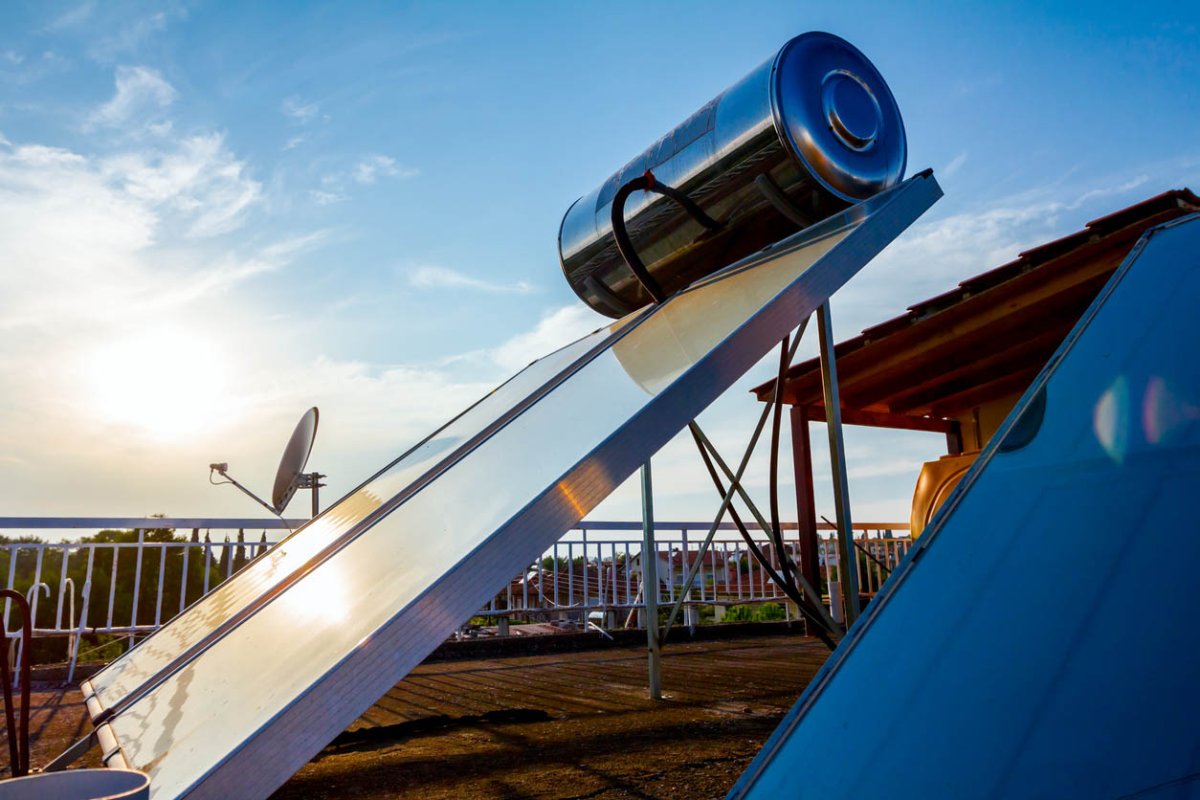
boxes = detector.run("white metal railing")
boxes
[0,517,910,679]
[0,518,294,680]
[479,521,911,623]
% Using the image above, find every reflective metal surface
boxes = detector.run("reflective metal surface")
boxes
[90,174,939,800]
[559,32,906,317]
[730,214,1200,799]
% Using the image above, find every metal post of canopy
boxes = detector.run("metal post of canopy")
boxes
[640,462,662,700]
[790,406,823,604]
[817,301,860,625]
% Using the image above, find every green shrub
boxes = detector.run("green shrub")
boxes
[723,602,786,622]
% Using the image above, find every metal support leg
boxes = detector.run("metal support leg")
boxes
[690,424,842,638]
[659,321,810,641]
[817,301,860,625]
[640,462,662,700]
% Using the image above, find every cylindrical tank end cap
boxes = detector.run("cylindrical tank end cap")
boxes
[822,69,880,151]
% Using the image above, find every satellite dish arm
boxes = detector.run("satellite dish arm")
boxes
[209,465,281,517]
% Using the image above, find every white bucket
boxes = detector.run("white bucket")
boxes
[0,769,149,799]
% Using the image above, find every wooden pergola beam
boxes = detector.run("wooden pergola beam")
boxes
[884,324,1072,416]
[800,404,958,434]
[767,240,1131,408]
[929,366,1044,419]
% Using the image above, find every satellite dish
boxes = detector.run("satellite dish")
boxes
[209,407,325,520]
[271,407,319,513]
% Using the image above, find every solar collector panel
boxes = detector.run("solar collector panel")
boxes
[84,322,624,714]
[729,212,1200,799]
[88,174,940,799]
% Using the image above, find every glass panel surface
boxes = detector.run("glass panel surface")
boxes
[89,321,627,707]
[108,219,863,798]
[735,217,1200,799]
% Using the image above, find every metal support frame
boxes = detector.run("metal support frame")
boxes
[657,321,809,641]
[295,472,327,518]
[817,301,860,625]
[654,316,855,646]
[688,425,840,637]
[640,462,662,701]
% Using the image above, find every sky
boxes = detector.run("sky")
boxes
[0,1,1197,532]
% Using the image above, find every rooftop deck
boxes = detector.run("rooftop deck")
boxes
[14,631,826,798]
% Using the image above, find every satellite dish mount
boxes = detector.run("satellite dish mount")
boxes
[209,407,324,519]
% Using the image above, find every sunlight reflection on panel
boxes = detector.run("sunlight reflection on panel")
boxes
[1142,375,1200,445]
[278,560,349,626]
[1093,375,1129,463]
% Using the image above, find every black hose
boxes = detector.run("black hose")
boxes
[688,427,837,650]
[820,515,893,577]
[610,171,722,305]
[768,335,799,590]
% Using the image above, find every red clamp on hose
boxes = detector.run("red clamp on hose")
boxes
[642,169,656,191]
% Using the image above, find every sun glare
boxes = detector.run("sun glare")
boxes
[84,329,238,442]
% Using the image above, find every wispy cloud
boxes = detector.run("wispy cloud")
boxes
[46,1,95,31]
[942,151,968,178]
[87,65,176,130]
[259,230,332,261]
[89,12,168,61]
[281,96,319,123]
[102,133,263,237]
[352,154,415,184]
[490,304,605,371]
[311,153,416,205]
[0,51,70,86]
[407,265,537,297]
[0,132,270,332]
[309,189,345,205]
[150,231,332,308]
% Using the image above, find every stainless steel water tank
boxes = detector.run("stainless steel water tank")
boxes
[559,32,907,317]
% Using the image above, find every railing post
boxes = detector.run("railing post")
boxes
[69,547,95,683]
[55,545,69,631]
[130,530,145,632]
[582,528,589,611]
[641,462,662,700]
[4,546,16,632]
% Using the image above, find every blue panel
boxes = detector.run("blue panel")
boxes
[732,214,1200,799]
